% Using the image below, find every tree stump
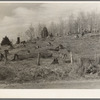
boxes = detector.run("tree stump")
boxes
[37,53,40,66]
[70,51,73,64]
[0,53,4,61]
[79,58,86,77]
[51,58,59,64]
[59,44,64,49]
[13,54,19,61]
[16,37,20,44]
[4,50,9,61]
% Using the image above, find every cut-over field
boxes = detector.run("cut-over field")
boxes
[0,33,100,87]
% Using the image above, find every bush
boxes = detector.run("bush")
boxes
[16,71,33,82]
[14,65,72,83]
[0,67,15,81]
[33,67,68,81]
[68,63,82,78]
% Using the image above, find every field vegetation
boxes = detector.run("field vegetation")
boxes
[0,11,100,83]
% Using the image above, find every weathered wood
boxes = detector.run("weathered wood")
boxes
[16,37,20,44]
[70,51,73,64]
[37,53,40,66]
[13,54,19,61]
[0,53,4,61]
[4,50,9,61]
[51,58,59,64]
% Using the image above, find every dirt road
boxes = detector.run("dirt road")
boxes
[1,79,100,89]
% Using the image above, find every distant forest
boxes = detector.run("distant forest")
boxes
[25,11,100,41]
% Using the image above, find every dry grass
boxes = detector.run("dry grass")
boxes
[0,34,100,83]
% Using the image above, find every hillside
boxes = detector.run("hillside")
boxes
[0,33,100,83]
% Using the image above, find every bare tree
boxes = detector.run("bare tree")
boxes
[58,18,65,36]
[88,12,99,33]
[36,23,45,38]
[25,24,34,41]
[48,21,58,36]
[68,14,75,34]
[67,11,100,35]
[77,12,88,34]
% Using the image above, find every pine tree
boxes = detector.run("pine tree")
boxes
[41,27,48,38]
[1,36,12,46]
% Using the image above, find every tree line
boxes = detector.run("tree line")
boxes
[25,11,100,41]
[1,10,100,45]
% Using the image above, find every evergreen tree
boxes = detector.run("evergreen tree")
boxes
[41,27,48,38]
[1,36,12,46]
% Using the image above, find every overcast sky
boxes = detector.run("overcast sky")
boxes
[0,2,100,42]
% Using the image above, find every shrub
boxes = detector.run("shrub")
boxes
[16,71,33,82]
[33,67,68,81]
[68,63,81,78]
[0,66,15,81]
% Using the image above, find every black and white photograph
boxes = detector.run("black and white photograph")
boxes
[0,1,100,89]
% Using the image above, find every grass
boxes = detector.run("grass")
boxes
[0,33,100,83]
